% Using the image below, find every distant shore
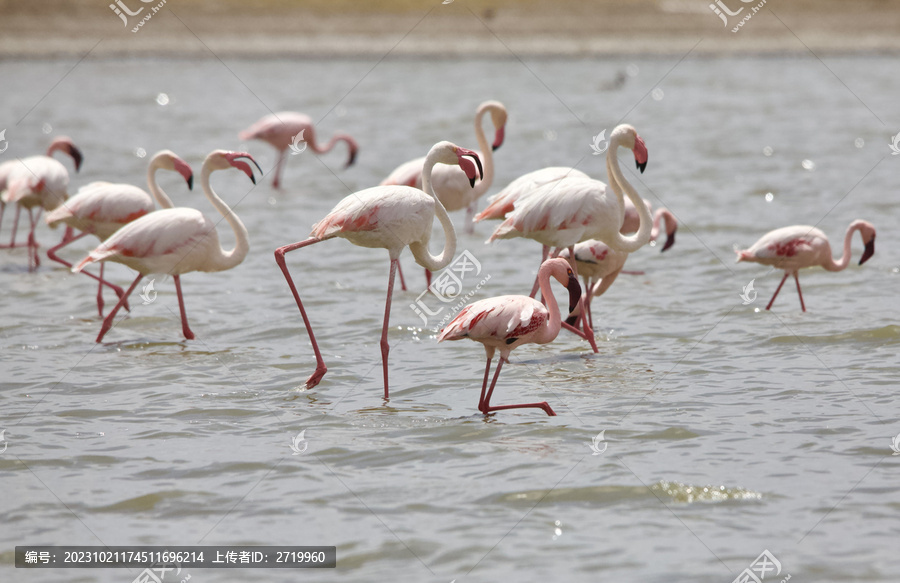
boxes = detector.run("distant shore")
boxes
[1,0,898,58]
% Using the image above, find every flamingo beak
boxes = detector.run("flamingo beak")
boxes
[69,145,84,172]
[492,126,505,151]
[173,158,194,190]
[566,272,582,315]
[456,148,484,188]
[661,230,676,252]
[859,235,875,265]
[346,148,357,168]
[633,134,648,174]
[225,152,262,185]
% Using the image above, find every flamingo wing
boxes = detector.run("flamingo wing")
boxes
[476,166,589,221]
[46,182,153,228]
[380,157,425,188]
[739,225,823,265]
[438,295,548,343]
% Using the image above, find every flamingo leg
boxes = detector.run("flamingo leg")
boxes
[478,353,492,411]
[766,272,790,311]
[272,149,286,189]
[396,261,407,291]
[26,208,41,271]
[793,272,806,312]
[173,275,195,340]
[464,202,476,235]
[425,268,432,289]
[96,274,143,343]
[529,245,551,298]
[380,258,399,400]
[564,245,598,353]
[46,232,131,315]
[481,357,556,416]
[274,237,328,389]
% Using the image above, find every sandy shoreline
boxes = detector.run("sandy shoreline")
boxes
[1,0,899,58]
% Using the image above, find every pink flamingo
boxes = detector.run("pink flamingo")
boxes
[437,257,581,416]
[45,150,194,317]
[382,101,507,289]
[736,221,876,311]
[474,166,587,222]
[559,207,676,330]
[73,150,260,342]
[239,112,358,188]
[274,141,483,398]
[1,137,83,269]
[488,124,653,351]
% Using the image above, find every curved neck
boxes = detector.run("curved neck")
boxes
[311,134,346,155]
[410,157,457,271]
[605,141,652,253]
[535,266,562,343]
[471,108,494,197]
[823,223,858,272]
[147,157,175,209]
[199,163,249,272]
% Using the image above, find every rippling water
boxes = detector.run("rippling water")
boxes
[1,55,899,583]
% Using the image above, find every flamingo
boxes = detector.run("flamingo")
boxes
[488,124,653,352]
[274,141,483,399]
[559,206,676,330]
[45,150,194,317]
[238,112,358,188]
[1,137,83,269]
[474,166,587,222]
[735,220,876,311]
[72,150,260,342]
[382,101,507,288]
[437,257,581,416]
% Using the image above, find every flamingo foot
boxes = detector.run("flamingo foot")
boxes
[483,402,557,416]
[305,366,328,390]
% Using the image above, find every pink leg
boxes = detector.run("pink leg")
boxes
[561,245,598,353]
[173,275,195,340]
[274,237,328,389]
[47,232,131,315]
[478,354,492,411]
[529,245,551,298]
[766,272,790,311]
[96,274,143,343]
[793,272,806,312]
[620,269,646,276]
[425,268,431,289]
[380,259,399,400]
[396,261,407,291]
[26,209,41,271]
[272,150,286,189]
[481,357,556,416]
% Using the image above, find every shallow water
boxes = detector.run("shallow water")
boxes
[1,54,899,583]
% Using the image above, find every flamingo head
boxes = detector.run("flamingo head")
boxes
[205,151,262,184]
[656,208,678,252]
[47,136,83,172]
[855,220,876,265]
[341,135,359,168]
[612,124,648,173]
[154,150,194,190]
[489,103,508,151]
[545,257,582,316]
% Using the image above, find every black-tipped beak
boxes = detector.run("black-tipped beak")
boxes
[70,146,84,172]
[471,154,484,181]
[346,149,357,168]
[661,231,675,252]
[566,273,582,316]
[186,175,194,191]
[636,160,647,174]
[859,236,875,265]
[249,157,263,174]
[249,174,257,185]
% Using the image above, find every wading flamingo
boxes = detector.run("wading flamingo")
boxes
[736,220,876,311]
[488,124,653,351]
[239,112,358,188]
[45,151,194,317]
[437,257,581,416]
[383,101,507,288]
[274,141,483,399]
[73,150,260,342]
[559,206,676,330]
[1,137,83,269]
